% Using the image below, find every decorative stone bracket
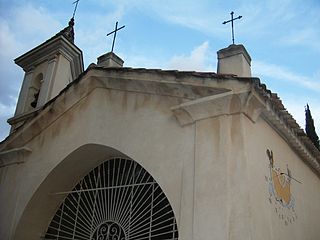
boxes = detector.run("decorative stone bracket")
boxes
[171,90,265,126]
[0,147,32,168]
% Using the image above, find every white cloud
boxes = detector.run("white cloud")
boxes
[13,4,62,38]
[113,0,320,53]
[0,19,22,58]
[0,4,63,60]
[280,28,320,52]
[167,41,214,71]
[103,0,224,37]
[252,61,320,92]
[0,101,15,117]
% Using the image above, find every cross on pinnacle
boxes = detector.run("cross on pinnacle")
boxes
[223,11,242,45]
[72,0,80,19]
[107,21,125,53]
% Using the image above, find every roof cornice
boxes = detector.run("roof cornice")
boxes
[1,67,319,175]
[15,35,83,73]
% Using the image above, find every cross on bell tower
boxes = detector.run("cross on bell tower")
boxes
[223,11,242,45]
[96,22,126,68]
[107,21,125,53]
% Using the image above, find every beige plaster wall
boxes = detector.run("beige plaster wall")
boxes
[49,55,72,99]
[1,73,319,240]
[217,54,251,77]
[0,87,195,240]
[193,113,252,240]
[244,117,320,240]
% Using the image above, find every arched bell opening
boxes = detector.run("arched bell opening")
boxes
[28,73,43,110]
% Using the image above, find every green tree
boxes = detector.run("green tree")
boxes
[305,104,319,150]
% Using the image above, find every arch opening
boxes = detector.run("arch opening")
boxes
[44,157,179,240]
[29,73,43,109]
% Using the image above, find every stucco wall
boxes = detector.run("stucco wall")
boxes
[244,117,320,240]
[1,71,319,240]
[49,54,73,99]
[193,113,251,240]
[0,87,195,239]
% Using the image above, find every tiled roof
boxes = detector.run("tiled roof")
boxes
[252,78,320,170]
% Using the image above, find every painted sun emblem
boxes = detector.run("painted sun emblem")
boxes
[265,149,300,225]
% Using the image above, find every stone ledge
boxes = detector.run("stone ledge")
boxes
[171,90,264,126]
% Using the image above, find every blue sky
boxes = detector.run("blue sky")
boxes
[0,0,319,141]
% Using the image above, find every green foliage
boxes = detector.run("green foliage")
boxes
[305,104,319,150]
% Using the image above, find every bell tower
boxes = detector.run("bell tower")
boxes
[9,18,84,131]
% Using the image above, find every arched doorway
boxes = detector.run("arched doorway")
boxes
[44,158,178,240]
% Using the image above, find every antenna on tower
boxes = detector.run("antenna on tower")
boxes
[72,0,80,19]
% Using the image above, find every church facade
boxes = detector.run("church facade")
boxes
[1,19,320,240]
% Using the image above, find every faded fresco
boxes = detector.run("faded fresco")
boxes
[265,149,299,225]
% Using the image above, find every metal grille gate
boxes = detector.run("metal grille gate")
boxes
[45,158,179,240]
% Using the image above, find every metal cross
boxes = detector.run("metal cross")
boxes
[222,11,242,45]
[72,0,80,19]
[107,21,125,52]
